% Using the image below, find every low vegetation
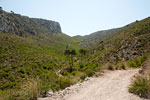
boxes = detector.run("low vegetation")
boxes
[115,61,126,70]
[129,58,150,99]
[0,10,150,100]
[0,32,102,99]
[128,54,147,68]
[129,75,150,98]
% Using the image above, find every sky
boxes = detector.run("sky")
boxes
[0,0,150,36]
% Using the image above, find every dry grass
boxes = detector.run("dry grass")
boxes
[21,77,40,100]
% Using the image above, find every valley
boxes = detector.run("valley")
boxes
[0,8,150,100]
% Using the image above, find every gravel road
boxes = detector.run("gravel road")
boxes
[39,69,147,100]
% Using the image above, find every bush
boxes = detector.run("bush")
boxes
[116,61,126,70]
[21,77,40,100]
[71,71,79,76]
[85,69,95,77]
[59,77,73,89]
[62,70,69,76]
[3,67,12,72]
[128,60,137,68]
[0,89,22,100]
[0,70,8,78]
[95,65,102,72]
[79,64,84,69]
[129,75,150,98]
[0,82,16,90]
[128,55,148,68]
[107,63,114,70]
[50,83,60,91]
[120,62,126,70]
[80,74,86,80]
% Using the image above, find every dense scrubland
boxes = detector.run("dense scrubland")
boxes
[0,32,102,100]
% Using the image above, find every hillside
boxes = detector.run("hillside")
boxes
[0,9,84,100]
[0,9,61,36]
[73,28,123,47]
[88,17,150,64]
[0,9,81,55]
[0,8,150,100]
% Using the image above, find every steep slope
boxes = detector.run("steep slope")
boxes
[0,9,82,100]
[0,9,81,55]
[89,17,150,63]
[0,9,61,36]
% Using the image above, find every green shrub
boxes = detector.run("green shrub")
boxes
[128,57,141,68]
[128,60,137,68]
[50,83,60,91]
[120,62,126,69]
[0,82,16,90]
[129,75,150,98]
[85,69,95,77]
[140,54,147,63]
[3,67,12,72]
[0,70,8,78]
[71,71,79,76]
[128,55,148,68]
[59,77,72,89]
[79,64,84,69]
[0,89,20,100]
[115,65,119,70]
[95,65,102,72]
[62,70,69,76]
[107,63,114,70]
[116,61,126,70]
[80,74,86,80]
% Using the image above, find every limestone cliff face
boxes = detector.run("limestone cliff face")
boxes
[0,9,62,36]
[32,18,61,33]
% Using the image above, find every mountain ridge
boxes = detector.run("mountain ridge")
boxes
[0,9,62,36]
[73,19,145,47]
[88,17,150,63]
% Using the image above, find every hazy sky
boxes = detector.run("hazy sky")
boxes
[0,0,150,36]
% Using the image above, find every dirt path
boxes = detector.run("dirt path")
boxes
[39,69,147,100]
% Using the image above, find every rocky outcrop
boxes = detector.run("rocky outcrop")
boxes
[0,9,62,36]
[32,18,61,33]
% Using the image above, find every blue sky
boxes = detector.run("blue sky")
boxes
[0,0,150,36]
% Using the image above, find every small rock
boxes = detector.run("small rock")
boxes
[46,90,54,97]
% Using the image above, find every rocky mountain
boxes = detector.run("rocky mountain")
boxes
[0,9,81,100]
[0,9,62,36]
